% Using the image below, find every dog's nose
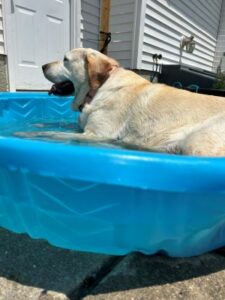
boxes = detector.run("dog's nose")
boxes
[42,64,48,72]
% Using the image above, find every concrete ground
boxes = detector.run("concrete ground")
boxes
[0,228,225,299]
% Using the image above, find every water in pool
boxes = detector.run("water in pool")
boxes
[0,119,129,150]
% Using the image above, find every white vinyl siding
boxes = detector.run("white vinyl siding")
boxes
[213,0,225,71]
[1,0,224,73]
[0,0,5,54]
[138,0,222,71]
[108,0,135,68]
[81,0,100,49]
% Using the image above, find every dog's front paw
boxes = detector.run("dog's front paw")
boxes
[14,131,38,138]
[31,123,45,128]
[14,131,56,139]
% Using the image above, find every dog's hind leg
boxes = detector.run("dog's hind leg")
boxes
[180,115,225,157]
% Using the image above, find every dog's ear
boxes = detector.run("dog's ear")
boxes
[86,52,119,90]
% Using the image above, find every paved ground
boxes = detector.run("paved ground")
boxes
[0,228,225,300]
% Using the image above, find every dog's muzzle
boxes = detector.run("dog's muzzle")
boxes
[42,63,75,96]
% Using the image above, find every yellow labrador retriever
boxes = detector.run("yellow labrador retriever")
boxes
[16,48,225,156]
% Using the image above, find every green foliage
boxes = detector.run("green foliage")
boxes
[213,71,225,90]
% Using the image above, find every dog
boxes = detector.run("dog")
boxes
[15,48,225,156]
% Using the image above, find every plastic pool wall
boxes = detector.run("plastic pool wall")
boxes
[0,93,225,256]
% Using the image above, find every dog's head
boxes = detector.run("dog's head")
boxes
[42,48,119,110]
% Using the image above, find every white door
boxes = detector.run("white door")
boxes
[4,0,70,90]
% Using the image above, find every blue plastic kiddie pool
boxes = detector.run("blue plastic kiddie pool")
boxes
[0,92,225,257]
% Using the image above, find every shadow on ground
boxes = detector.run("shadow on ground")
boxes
[0,227,113,298]
[0,227,225,299]
[87,252,225,298]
